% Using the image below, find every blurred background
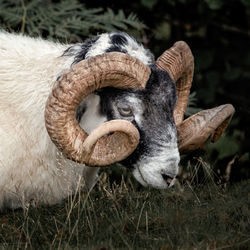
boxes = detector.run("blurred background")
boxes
[0,0,249,183]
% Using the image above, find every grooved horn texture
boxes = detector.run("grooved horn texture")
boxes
[177,104,235,153]
[45,52,151,166]
[156,41,194,125]
[81,120,140,166]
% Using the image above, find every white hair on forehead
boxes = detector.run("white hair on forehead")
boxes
[85,34,111,59]
[121,33,153,65]
[124,94,143,105]
[85,33,153,65]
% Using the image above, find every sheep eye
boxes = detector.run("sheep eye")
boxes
[118,107,133,117]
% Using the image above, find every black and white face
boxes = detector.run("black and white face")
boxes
[77,68,180,189]
[70,31,180,189]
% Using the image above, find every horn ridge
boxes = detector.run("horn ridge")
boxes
[177,104,235,153]
[156,41,194,125]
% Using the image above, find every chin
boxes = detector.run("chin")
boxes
[132,167,171,189]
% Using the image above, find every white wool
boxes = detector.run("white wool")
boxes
[0,31,179,209]
[0,32,99,209]
[85,33,153,65]
[85,33,111,58]
[122,34,153,65]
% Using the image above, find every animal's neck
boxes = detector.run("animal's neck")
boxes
[78,94,107,134]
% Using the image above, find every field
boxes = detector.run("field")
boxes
[0,162,249,250]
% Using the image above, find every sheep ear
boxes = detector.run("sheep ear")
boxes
[177,104,235,153]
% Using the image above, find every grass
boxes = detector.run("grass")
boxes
[0,160,249,249]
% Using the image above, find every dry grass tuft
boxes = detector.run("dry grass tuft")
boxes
[0,158,249,249]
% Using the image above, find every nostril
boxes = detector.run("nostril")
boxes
[161,174,174,186]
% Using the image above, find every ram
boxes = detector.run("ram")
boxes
[0,31,234,210]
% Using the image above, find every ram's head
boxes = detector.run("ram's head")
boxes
[45,41,235,188]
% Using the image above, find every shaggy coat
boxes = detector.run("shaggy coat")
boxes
[0,31,179,210]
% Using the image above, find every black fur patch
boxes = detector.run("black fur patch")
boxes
[110,33,128,46]
[106,33,128,53]
[105,46,127,54]
[63,36,99,65]
[97,87,122,120]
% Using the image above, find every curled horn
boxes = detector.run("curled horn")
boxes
[156,41,194,126]
[177,104,235,153]
[156,42,235,153]
[45,52,151,166]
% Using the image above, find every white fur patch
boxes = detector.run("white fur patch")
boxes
[132,144,180,189]
[79,94,107,134]
[85,34,111,59]
[122,34,153,65]
[85,33,153,66]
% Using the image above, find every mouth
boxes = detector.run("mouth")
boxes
[161,173,176,187]
[129,146,180,189]
[132,165,177,189]
[131,154,179,189]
